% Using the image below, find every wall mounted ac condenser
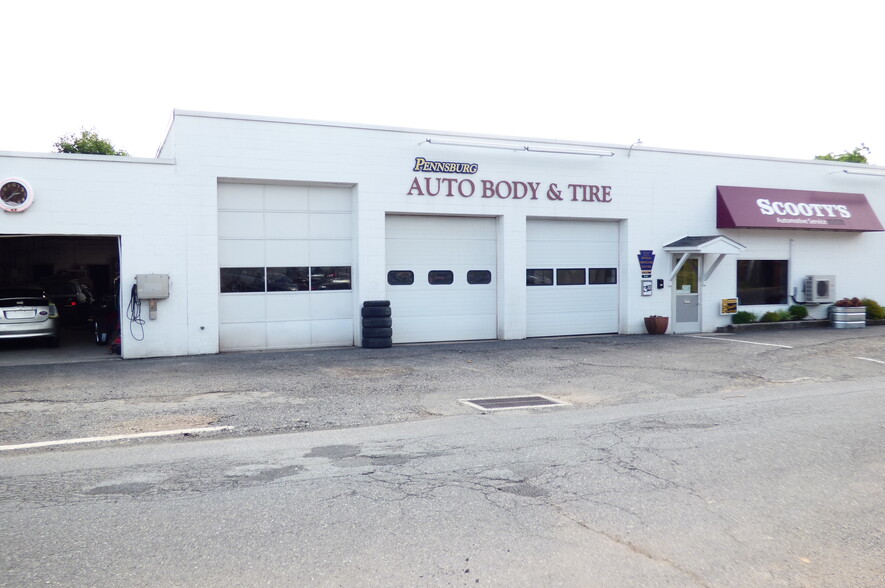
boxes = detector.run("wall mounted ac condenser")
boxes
[804,275,836,303]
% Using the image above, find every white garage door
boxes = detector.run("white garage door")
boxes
[218,183,353,351]
[526,219,619,337]
[385,215,497,343]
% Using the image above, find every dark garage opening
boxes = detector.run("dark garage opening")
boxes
[0,235,121,364]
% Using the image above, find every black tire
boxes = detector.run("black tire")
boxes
[361,317,392,328]
[362,327,392,338]
[362,337,392,349]
[47,334,60,348]
[362,300,390,308]
[361,306,392,318]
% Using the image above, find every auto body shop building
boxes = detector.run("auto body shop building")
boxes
[2,110,883,359]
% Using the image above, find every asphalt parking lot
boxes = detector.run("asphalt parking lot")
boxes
[1,327,883,449]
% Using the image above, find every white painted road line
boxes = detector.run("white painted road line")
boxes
[0,426,233,452]
[684,335,793,349]
[855,357,885,365]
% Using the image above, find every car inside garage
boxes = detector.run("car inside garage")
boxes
[0,234,121,363]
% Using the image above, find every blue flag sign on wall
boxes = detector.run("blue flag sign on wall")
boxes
[637,250,655,278]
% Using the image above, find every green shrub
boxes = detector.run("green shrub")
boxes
[732,311,757,324]
[860,298,885,320]
[759,311,784,323]
[788,305,808,320]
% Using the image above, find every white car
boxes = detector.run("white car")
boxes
[0,287,60,347]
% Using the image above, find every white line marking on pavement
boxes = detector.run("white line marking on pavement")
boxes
[0,426,233,452]
[855,357,885,365]
[684,335,792,349]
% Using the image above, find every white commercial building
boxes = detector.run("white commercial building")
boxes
[2,110,883,359]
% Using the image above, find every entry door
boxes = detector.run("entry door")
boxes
[673,256,701,333]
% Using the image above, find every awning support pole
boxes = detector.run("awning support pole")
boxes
[702,253,727,285]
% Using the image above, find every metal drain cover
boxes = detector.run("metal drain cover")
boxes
[460,394,568,411]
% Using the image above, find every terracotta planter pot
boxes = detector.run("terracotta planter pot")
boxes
[644,316,669,334]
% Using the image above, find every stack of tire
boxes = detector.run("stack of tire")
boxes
[361,300,392,348]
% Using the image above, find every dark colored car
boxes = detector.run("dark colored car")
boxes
[40,279,94,323]
[0,287,60,347]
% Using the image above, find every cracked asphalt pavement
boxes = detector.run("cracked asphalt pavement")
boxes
[2,380,883,586]
[1,328,883,586]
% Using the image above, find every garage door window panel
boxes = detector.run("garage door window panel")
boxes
[467,270,492,285]
[527,269,554,286]
[589,268,617,284]
[428,270,454,285]
[310,266,351,290]
[388,271,415,286]
[267,267,309,291]
[556,268,586,285]
[220,267,265,293]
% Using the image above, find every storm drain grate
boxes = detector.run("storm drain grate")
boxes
[459,394,569,411]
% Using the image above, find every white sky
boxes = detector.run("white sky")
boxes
[3,0,883,163]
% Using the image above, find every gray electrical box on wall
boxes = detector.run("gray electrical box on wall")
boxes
[135,274,170,321]
[135,274,170,299]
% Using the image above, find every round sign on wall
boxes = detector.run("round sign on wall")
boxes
[0,178,34,212]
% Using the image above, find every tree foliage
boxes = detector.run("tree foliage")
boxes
[54,129,129,156]
[814,143,870,164]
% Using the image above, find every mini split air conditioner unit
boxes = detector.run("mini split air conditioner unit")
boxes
[804,275,836,303]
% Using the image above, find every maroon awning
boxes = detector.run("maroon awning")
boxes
[717,186,884,232]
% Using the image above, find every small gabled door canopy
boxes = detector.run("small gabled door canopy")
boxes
[664,235,746,284]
